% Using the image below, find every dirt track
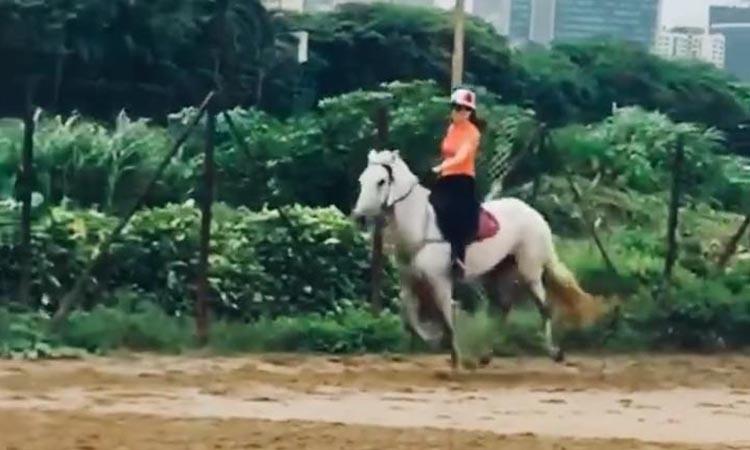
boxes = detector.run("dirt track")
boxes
[1,353,750,449]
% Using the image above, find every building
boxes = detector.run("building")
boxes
[653,27,726,69]
[710,5,750,81]
[261,0,305,12]
[262,0,444,13]
[509,0,533,43]
[503,0,660,47]
[474,0,512,35]
[554,0,660,47]
[530,0,556,45]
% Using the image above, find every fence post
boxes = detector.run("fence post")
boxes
[369,106,390,313]
[545,129,620,277]
[195,105,216,345]
[661,133,686,301]
[18,81,36,305]
[717,214,750,269]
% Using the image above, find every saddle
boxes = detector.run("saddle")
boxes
[475,207,500,242]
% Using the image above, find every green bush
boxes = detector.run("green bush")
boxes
[549,107,744,209]
[209,307,407,354]
[0,201,397,320]
[2,301,409,357]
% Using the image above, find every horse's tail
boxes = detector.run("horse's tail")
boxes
[543,250,605,328]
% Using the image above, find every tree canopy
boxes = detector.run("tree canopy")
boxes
[1,2,747,133]
[0,0,274,119]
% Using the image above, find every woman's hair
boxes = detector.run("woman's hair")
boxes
[468,109,486,132]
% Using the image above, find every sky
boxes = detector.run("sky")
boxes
[660,0,748,28]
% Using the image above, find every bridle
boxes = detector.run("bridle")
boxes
[374,163,443,250]
[377,163,417,212]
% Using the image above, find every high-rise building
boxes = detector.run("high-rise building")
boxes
[554,0,660,47]
[474,0,512,35]
[653,27,726,69]
[509,0,533,43]
[261,0,306,11]
[505,0,659,47]
[530,0,556,45]
[710,5,750,81]
[262,0,443,13]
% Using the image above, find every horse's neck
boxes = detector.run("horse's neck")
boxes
[388,184,436,253]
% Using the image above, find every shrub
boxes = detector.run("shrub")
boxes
[0,201,398,320]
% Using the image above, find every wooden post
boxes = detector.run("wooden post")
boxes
[662,134,686,300]
[451,0,466,88]
[565,174,620,277]
[51,91,215,326]
[18,81,36,305]
[717,214,750,269]
[195,106,216,345]
[545,129,620,277]
[369,106,389,313]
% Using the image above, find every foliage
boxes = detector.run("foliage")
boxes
[2,300,409,356]
[209,306,407,354]
[0,201,395,320]
[282,3,522,112]
[0,307,84,359]
[0,111,193,212]
[1,2,747,133]
[549,106,749,210]
[58,294,193,353]
[16,80,535,214]
[547,40,749,129]
[0,0,274,119]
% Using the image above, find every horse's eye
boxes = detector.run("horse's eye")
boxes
[377,179,386,187]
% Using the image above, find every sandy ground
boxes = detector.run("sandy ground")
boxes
[1,353,750,449]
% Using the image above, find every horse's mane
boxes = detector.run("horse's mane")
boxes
[367,149,400,165]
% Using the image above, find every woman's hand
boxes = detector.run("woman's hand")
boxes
[431,164,442,174]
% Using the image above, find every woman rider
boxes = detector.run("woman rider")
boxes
[430,87,485,279]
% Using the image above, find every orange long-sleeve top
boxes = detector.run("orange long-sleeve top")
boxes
[439,120,480,178]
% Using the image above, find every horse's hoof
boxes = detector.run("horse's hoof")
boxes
[479,354,492,367]
[552,348,565,363]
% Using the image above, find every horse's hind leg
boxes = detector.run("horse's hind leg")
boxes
[528,278,564,363]
[477,273,511,367]
[517,248,564,363]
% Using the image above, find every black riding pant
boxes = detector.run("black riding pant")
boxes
[429,175,479,265]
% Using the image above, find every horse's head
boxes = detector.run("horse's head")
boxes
[351,149,418,224]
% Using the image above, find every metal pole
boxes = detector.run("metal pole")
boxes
[451,0,466,88]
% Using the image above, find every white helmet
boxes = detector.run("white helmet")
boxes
[450,87,477,110]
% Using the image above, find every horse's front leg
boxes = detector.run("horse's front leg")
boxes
[415,250,463,371]
[399,267,444,349]
[400,283,441,348]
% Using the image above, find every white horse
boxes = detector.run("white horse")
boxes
[352,149,601,369]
